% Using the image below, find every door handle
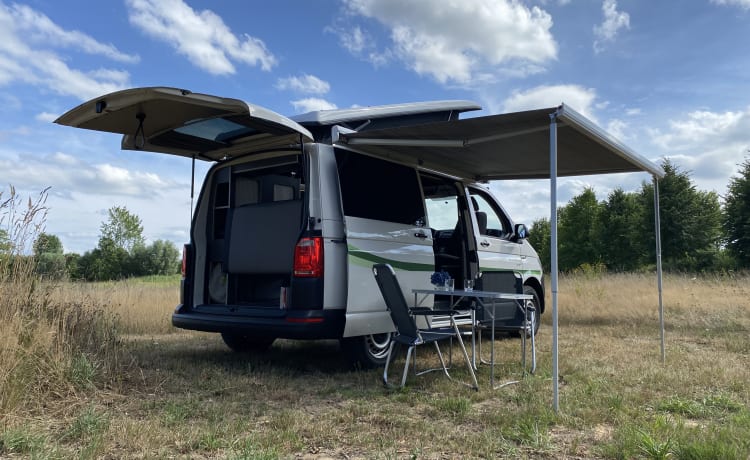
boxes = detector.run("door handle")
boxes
[414,232,428,239]
[480,240,490,247]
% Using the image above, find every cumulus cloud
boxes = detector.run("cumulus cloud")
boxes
[606,118,629,141]
[291,98,338,113]
[126,0,276,75]
[35,112,59,123]
[502,84,599,121]
[276,74,331,95]
[333,0,557,85]
[649,107,750,191]
[0,149,181,198]
[9,4,139,63]
[593,0,630,53]
[711,0,750,9]
[0,3,133,100]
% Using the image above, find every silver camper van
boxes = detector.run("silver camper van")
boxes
[56,87,545,367]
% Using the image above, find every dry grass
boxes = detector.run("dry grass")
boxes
[51,275,181,335]
[1,272,749,459]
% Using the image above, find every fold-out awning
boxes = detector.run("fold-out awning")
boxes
[335,104,663,180]
[337,103,665,414]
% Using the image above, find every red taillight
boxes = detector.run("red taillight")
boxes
[293,237,323,277]
[181,245,188,278]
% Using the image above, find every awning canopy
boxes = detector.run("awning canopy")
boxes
[336,104,664,180]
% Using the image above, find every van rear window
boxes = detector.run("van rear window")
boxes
[335,149,423,225]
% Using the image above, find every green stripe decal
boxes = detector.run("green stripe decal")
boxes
[479,267,543,277]
[347,244,434,271]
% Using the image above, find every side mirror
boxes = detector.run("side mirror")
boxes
[512,223,528,242]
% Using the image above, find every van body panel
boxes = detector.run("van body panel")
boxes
[342,217,435,337]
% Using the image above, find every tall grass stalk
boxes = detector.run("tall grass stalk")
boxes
[0,187,121,418]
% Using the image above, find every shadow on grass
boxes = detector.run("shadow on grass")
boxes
[125,333,356,378]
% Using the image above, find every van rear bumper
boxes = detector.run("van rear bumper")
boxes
[171,306,345,339]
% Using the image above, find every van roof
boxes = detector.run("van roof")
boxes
[290,100,481,127]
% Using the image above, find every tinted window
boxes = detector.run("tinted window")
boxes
[335,149,423,225]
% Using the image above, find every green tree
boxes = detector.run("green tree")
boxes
[528,217,551,273]
[599,188,647,271]
[558,187,603,271]
[83,206,146,280]
[724,158,750,267]
[33,232,63,255]
[33,232,67,279]
[100,206,144,253]
[131,240,180,276]
[641,160,722,271]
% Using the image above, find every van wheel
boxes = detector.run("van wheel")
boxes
[221,332,275,353]
[340,333,393,368]
[521,285,542,336]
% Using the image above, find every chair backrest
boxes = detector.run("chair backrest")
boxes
[372,264,419,340]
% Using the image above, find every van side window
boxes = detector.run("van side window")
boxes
[334,149,423,225]
[470,190,511,238]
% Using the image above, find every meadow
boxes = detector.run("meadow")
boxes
[1,271,749,459]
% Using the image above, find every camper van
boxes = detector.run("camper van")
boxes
[56,87,545,367]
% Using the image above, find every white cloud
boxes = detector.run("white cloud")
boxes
[276,74,331,95]
[0,150,181,198]
[652,109,746,150]
[711,0,750,9]
[593,0,630,53]
[290,98,338,113]
[649,107,750,191]
[328,24,368,54]
[0,3,133,100]
[9,3,139,63]
[502,84,599,121]
[606,118,629,141]
[126,0,276,75]
[35,112,59,123]
[335,0,557,85]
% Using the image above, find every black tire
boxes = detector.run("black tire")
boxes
[340,333,393,369]
[220,332,275,353]
[522,285,542,336]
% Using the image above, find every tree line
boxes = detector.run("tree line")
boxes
[527,158,750,273]
[31,206,180,281]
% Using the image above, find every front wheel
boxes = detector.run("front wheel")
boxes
[340,333,393,368]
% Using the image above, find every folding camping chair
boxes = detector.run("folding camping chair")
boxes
[372,264,478,390]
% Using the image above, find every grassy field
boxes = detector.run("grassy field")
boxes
[1,272,749,459]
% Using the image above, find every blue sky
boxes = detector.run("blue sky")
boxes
[1,0,749,254]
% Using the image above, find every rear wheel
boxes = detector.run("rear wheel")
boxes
[221,332,275,353]
[340,333,393,368]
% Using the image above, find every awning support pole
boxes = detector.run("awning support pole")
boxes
[550,112,560,413]
[653,177,665,363]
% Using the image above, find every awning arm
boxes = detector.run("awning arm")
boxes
[338,125,549,148]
